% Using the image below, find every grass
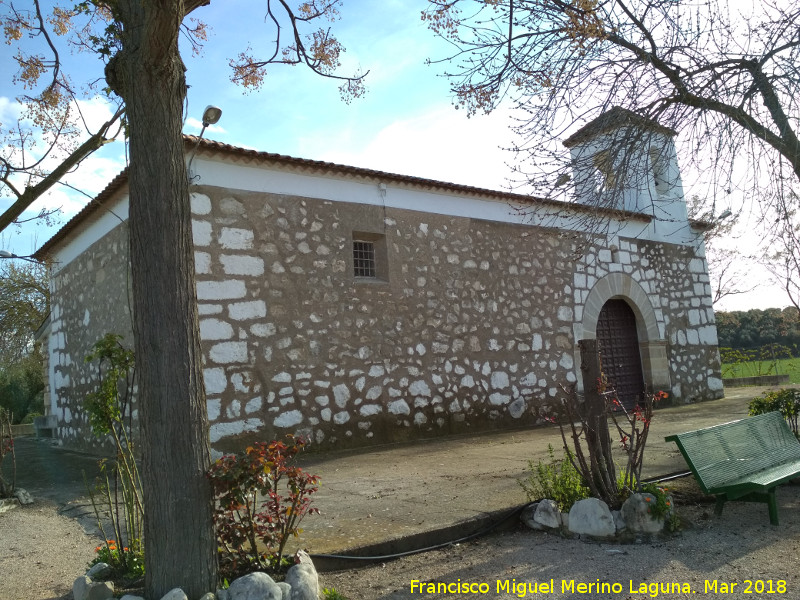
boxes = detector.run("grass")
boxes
[721,357,800,383]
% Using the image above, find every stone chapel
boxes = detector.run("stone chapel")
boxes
[34,108,723,453]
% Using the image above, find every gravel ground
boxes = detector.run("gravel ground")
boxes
[2,480,799,600]
[321,479,800,600]
[0,500,95,600]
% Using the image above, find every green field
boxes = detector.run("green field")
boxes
[721,357,800,384]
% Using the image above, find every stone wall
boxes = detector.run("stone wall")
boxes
[190,187,580,452]
[48,223,134,452]
[46,183,722,454]
[572,236,723,403]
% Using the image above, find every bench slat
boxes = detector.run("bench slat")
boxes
[665,411,800,525]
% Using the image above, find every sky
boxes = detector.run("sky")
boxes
[0,0,791,312]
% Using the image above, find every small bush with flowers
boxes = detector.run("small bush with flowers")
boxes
[83,334,143,581]
[640,482,672,520]
[89,539,144,580]
[208,435,320,580]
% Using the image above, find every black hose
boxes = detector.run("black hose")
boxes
[311,502,528,563]
[310,469,694,564]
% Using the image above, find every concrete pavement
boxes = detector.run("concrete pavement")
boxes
[8,385,778,563]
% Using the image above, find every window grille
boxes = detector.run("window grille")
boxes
[353,240,376,278]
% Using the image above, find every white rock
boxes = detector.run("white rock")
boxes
[85,581,114,600]
[519,503,543,530]
[159,589,188,600]
[620,493,668,534]
[73,575,92,600]
[277,582,292,600]
[490,371,510,389]
[568,497,616,537]
[285,550,319,600]
[190,192,212,214]
[219,227,254,250]
[274,410,303,428]
[227,572,283,600]
[534,499,561,529]
[14,488,33,505]
[86,562,112,579]
[388,399,410,415]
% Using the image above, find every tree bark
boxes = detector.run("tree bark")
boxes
[114,1,217,597]
[578,339,615,494]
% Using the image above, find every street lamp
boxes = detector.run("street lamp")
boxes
[0,250,40,263]
[188,105,223,181]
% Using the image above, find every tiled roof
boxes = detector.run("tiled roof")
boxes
[563,107,677,148]
[34,136,652,259]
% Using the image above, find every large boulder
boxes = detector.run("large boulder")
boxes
[159,589,188,600]
[73,575,114,600]
[621,493,669,534]
[533,499,561,529]
[520,503,543,530]
[285,550,319,600]
[227,572,283,600]
[568,498,615,537]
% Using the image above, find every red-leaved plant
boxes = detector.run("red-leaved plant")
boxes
[207,435,320,578]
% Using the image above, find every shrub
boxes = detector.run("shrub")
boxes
[89,539,145,581]
[640,482,672,520]
[556,380,666,509]
[749,388,800,435]
[519,444,590,511]
[208,435,320,579]
[83,334,143,580]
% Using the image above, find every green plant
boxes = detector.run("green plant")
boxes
[556,376,666,508]
[322,587,350,600]
[749,388,800,435]
[666,511,682,533]
[208,435,320,579]
[640,482,672,521]
[519,444,591,511]
[83,334,143,579]
[89,538,145,580]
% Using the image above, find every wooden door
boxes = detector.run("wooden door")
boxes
[596,299,645,410]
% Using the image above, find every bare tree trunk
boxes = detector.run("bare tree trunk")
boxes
[578,339,615,493]
[112,1,217,597]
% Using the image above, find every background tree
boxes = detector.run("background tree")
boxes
[423,0,799,237]
[0,260,49,365]
[715,307,800,351]
[0,260,48,424]
[0,1,364,597]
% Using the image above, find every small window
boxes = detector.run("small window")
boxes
[353,240,377,278]
[649,147,669,196]
[593,150,617,192]
[352,232,388,282]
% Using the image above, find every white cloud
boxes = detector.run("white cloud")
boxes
[317,105,527,193]
[74,96,121,133]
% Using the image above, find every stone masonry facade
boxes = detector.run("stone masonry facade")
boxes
[44,181,722,454]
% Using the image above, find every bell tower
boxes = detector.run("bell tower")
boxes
[563,107,689,234]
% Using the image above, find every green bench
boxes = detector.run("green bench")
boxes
[665,411,800,525]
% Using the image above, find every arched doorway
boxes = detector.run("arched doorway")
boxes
[596,299,645,409]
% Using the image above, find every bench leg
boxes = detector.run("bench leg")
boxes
[714,496,726,517]
[767,489,779,526]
